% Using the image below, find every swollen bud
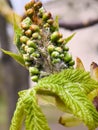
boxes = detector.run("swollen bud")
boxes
[51,51,60,58]
[47,45,55,53]
[20,36,29,43]
[21,17,32,30]
[27,40,37,48]
[30,24,40,32]
[25,0,35,10]
[64,53,72,63]
[25,29,32,37]
[31,75,38,82]
[63,45,69,51]
[52,58,61,64]
[32,32,41,39]
[34,1,42,10]
[51,31,62,42]
[29,67,39,75]
[42,12,51,21]
[26,8,34,17]
[68,60,75,66]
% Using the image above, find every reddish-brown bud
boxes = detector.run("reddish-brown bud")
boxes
[25,0,35,10]
[26,8,34,17]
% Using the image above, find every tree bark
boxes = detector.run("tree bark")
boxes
[59,18,98,31]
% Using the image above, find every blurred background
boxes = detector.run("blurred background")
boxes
[0,0,98,130]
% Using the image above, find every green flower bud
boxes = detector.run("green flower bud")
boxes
[25,61,32,67]
[68,60,75,66]
[24,45,29,52]
[38,8,45,17]
[43,23,50,28]
[29,67,39,75]
[42,12,51,21]
[59,54,64,59]
[64,53,72,63]
[23,54,30,61]
[34,1,42,10]
[63,51,67,55]
[27,47,35,54]
[32,32,41,39]
[47,19,54,25]
[52,58,61,64]
[30,25,39,32]
[51,51,60,58]
[21,23,28,30]
[63,45,69,51]
[20,36,29,43]
[21,44,25,50]
[30,52,40,58]
[21,17,32,30]
[50,22,58,32]
[51,31,62,42]
[57,38,64,44]
[20,48,26,54]
[26,8,34,17]
[47,45,55,53]
[31,75,38,82]
[27,40,37,48]
[55,47,62,53]
[25,29,32,37]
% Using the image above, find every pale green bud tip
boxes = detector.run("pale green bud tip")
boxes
[29,67,39,75]
[55,47,62,53]
[51,51,60,58]
[27,40,37,48]
[31,75,38,82]
[51,31,62,42]
[47,45,55,53]
[20,36,29,43]
[21,17,32,29]
[64,53,72,62]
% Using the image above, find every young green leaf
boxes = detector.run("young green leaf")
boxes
[0,49,25,67]
[23,89,50,130]
[64,32,76,44]
[10,97,25,130]
[13,15,22,49]
[54,16,59,30]
[10,89,50,130]
[36,68,98,130]
[37,68,98,94]
[36,82,98,130]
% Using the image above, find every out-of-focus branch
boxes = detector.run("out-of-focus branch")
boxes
[59,18,98,30]
[0,0,21,25]
[7,0,13,8]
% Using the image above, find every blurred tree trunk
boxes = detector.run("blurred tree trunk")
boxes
[0,0,29,129]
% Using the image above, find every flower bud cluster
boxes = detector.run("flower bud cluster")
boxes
[18,0,75,82]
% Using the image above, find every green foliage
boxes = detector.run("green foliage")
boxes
[13,16,22,50]
[10,89,50,130]
[4,1,98,130]
[9,68,98,130]
[24,90,50,130]
[10,96,25,130]
[36,69,98,130]
[37,68,98,94]
[64,33,76,44]
[54,16,59,30]
[0,49,25,67]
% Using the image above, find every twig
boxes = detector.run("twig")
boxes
[59,18,98,30]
